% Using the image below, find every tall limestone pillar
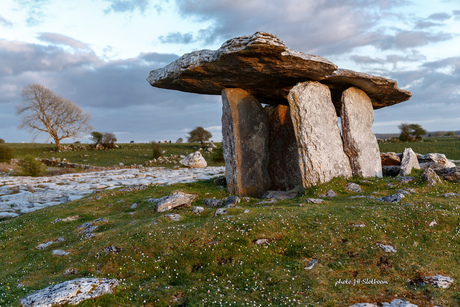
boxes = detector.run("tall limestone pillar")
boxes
[221,88,270,197]
[266,105,302,191]
[288,81,352,187]
[341,87,383,177]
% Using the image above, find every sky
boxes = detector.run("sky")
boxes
[0,0,459,143]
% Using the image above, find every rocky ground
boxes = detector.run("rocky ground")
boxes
[0,166,225,220]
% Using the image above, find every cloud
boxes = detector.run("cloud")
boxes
[103,0,151,14]
[427,12,451,21]
[37,33,90,49]
[159,32,195,44]
[377,31,453,50]
[0,15,13,27]
[415,20,442,29]
[351,50,426,69]
[14,0,50,26]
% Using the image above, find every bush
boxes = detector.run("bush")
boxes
[0,138,5,143]
[18,155,47,177]
[0,144,14,163]
[176,138,183,143]
[150,142,162,159]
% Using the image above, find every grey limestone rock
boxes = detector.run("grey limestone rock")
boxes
[224,196,241,206]
[399,148,420,176]
[305,198,325,204]
[204,198,224,207]
[0,212,19,220]
[376,243,397,253]
[288,81,352,187]
[341,87,382,178]
[222,88,270,197]
[378,193,405,203]
[346,183,362,193]
[192,206,204,214]
[214,208,228,216]
[349,299,418,307]
[434,167,460,182]
[179,151,207,168]
[156,191,198,212]
[424,274,454,289]
[262,190,297,200]
[52,250,70,256]
[21,278,119,307]
[422,167,442,187]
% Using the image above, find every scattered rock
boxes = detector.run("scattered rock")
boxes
[399,148,420,176]
[378,193,405,203]
[441,192,459,197]
[304,198,325,204]
[424,274,454,289]
[156,191,198,212]
[243,209,250,213]
[349,299,418,307]
[353,223,366,227]
[104,245,122,254]
[256,199,277,205]
[376,243,397,253]
[422,168,442,187]
[130,203,138,209]
[0,212,19,220]
[397,176,415,184]
[380,152,401,166]
[434,167,460,182]
[36,237,64,250]
[319,189,337,198]
[262,190,297,200]
[346,183,362,193]
[192,206,204,214]
[63,268,78,275]
[305,259,317,270]
[204,198,224,207]
[382,165,401,177]
[76,222,98,239]
[224,196,241,207]
[51,215,80,223]
[179,151,207,168]
[20,278,119,307]
[254,239,269,245]
[419,153,456,168]
[164,213,181,221]
[429,220,437,227]
[242,197,250,203]
[214,208,228,216]
[397,188,416,195]
[52,250,70,256]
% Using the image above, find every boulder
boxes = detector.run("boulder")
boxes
[265,105,302,190]
[21,278,119,307]
[418,153,455,168]
[346,183,362,193]
[422,168,442,187]
[222,88,270,197]
[382,165,401,177]
[424,274,454,289]
[288,81,352,187]
[204,198,224,207]
[399,148,420,176]
[179,151,207,168]
[378,193,405,203]
[341,87,382,177]
[434,167,460,182]
[156,191,198,212]
[380,152,401,166]
[148,32,411,111]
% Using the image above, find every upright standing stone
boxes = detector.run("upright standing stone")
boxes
[288,81,352,187]
[341,87,382,177]
[222,88,270,197]
[399,148,421,176]
[266,105,302,191]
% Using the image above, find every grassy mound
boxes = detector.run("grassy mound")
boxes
[1,172,459,306]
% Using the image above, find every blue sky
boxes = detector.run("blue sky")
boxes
[0,0,459,143]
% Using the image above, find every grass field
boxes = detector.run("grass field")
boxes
[0,171,459,306]
[379,137,460,160]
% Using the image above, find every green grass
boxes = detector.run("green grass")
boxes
[1,173,459,306]
[6,143,223,168]
[379,137,460,160]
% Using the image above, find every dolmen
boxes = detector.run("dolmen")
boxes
[147,32,411,197]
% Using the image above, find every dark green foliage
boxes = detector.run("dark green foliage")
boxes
[0,138,5,143]
[188,127,212,143]
[445,131,456,137]
[101,132,117,149]
[399,123,427,142]
[90,131,103,144]
[211,145,225,163]
[150,141,162,159]
[18,154,47,176]
[176,137,183,143]
[0,144,14,162]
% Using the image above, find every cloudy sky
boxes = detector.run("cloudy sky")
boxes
[1,0,459,143]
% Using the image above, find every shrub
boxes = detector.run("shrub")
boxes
[445,131,456,137]
[176,138,183,143]
[91,131,103,144]
[102,132,117,148]
[0,144,14,163]
[0,138,5,143]
[150,141,162,159]
[18,155,47,177]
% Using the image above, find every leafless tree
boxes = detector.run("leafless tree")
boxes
[17,84,92,150]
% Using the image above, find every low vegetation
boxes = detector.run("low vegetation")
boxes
[0,170,459,306]
[379,137,460,160]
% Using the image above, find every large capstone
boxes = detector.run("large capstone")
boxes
[148,32,410,110]
[266,105,302,191]
[341,87,382,177]
[288,81,352,187]
[222,88,270,197]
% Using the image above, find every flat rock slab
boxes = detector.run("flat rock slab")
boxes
[21,278,118,307]
[156,191,198,212]
[341,87,382,177]
[434,167,460,182]
[288,81,352,187]
[147,32,410,109]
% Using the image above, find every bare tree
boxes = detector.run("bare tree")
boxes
[17,84,92,150]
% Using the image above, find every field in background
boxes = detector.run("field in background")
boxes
[379,137,460,160]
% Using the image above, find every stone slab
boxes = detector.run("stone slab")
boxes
[222,88,270,197]
[288,81,352,187]
[341,87,382,177]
